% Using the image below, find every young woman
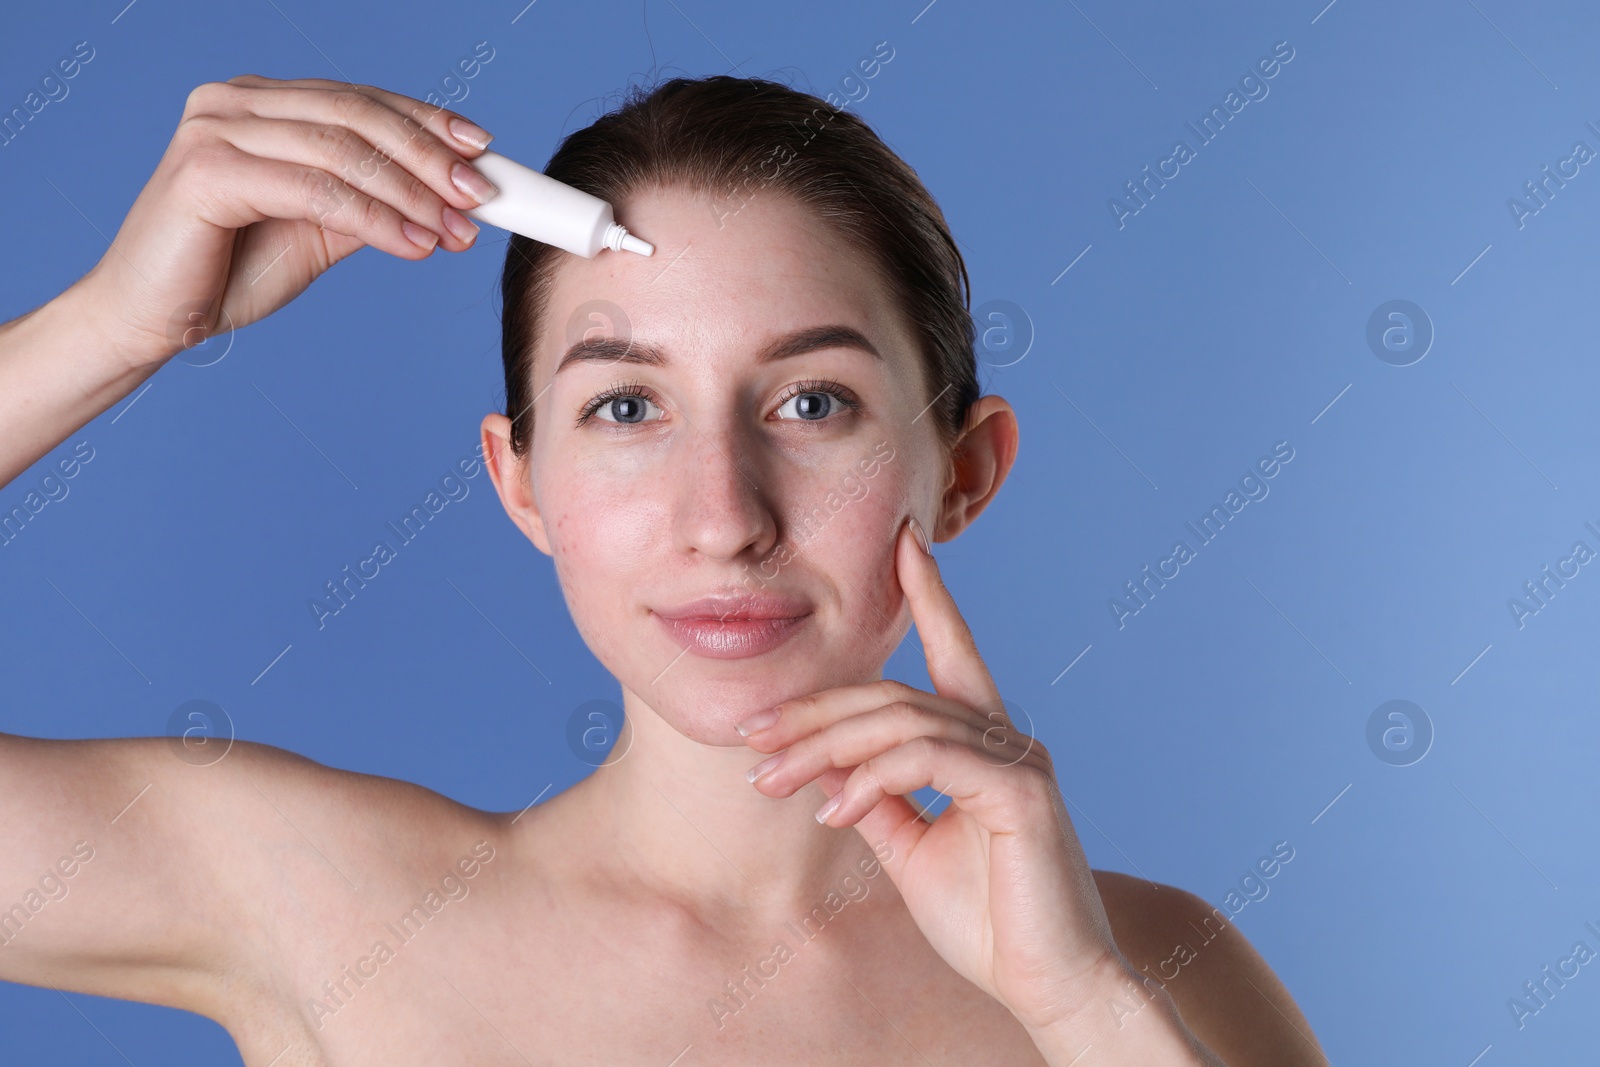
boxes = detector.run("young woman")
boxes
[0,73,1325,1065]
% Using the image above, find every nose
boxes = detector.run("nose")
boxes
[670,420,777,563]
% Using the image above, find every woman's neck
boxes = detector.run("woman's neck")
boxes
[570,683,886,922]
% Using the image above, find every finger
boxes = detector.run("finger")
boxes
[208,115,480,251]
[736,678,990,751]
[221,75,494,154]
[813,764,929,869]
[746,700,1002,798]
[821,735,1051,838]
[896,516,1003,714]
[191,81,499,220]
[187,142,440,260]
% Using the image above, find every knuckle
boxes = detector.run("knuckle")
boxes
[170,129,232,193]
[407,98,446,126]
[783,692,820,718]
[886,700,926,730]
[172,139,235,212]
[310,124,367,180]
[995,729,1044,769]
[1014,759,1056,795]
[329,87,375,125]
[353,191,388,235]
[395,170,438,216]
[182,81,230,118]
[978,723,1008,754]
[396,112,432,143]
[872,678,911,705]
[293,166,325,217]
[172,114,221,153]
[297,166,344,220]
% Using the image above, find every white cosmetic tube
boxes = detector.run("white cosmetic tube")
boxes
[462,150,654,257]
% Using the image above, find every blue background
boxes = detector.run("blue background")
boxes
[3,0,1598,1063]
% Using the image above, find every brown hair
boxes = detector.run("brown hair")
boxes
[495,74,979,478]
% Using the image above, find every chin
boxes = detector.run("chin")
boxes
[643,670,811,747]
[634,635,905,748]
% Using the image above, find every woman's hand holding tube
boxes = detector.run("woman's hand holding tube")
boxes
[736,517,1225,1065]
[0,75,499,488]
[80,74,499,366]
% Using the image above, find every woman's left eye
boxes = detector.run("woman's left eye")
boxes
[590,393,662,425]
[773,381,861,422]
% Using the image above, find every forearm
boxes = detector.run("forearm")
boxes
[0,276,166,489]
[1024,961,1226,1067]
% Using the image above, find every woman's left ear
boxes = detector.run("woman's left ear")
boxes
[934,395,1019,542]
[480,413,553,556]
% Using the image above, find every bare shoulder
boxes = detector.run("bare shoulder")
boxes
[1090,869,1327,1067]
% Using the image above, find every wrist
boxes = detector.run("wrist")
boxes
[0,272,169,489]
[56,267,179,372]
[1022,952,1221,1067]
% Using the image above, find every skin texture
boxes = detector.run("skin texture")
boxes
[0,75,1326,1065]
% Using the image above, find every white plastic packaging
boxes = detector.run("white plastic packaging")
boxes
[462,150,654,258]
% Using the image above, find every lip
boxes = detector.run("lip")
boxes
[652,592,813,660]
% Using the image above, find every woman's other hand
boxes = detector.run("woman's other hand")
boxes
[736,517,1225,1063]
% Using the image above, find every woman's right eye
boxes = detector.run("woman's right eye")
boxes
[580,388,664,427]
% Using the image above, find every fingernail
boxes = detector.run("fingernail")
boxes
[441,206,479,244]
[451,161,499,205]
[814,793,842,824]
[735,707,781,736]
[746,751,785,783]
[448,117,493,151]
[402,221,438,251]
[908,515,932,555]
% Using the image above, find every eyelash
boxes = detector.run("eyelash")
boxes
[574,378,863,428]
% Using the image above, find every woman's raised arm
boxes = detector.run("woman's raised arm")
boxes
[0,734,298,1013]
[0,731,485,1022]
[0,76,505,1019]
[0,74,500,488]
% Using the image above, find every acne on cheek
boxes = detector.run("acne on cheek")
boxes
[808,472,915,648]
[543,499,618,623]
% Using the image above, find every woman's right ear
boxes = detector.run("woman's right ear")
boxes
[480,413,552,556]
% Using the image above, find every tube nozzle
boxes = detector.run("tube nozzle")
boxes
[602,221,654,257]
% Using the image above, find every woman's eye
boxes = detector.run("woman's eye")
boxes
[774,390,843,421]
[591,394,663,425]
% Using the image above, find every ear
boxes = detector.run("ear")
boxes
[933,394,1019,542]
[481,412,552,556]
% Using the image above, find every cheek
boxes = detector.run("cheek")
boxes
[796,458,916,653]
[542,467,663,652]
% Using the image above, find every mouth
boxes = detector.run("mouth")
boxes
[655,614,810,659]
[652,592,813,660]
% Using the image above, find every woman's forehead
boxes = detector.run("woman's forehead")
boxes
[536,188,904,378]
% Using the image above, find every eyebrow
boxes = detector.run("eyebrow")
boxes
[553,323,882,377]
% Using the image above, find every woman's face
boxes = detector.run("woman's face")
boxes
[488,185,953,746]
